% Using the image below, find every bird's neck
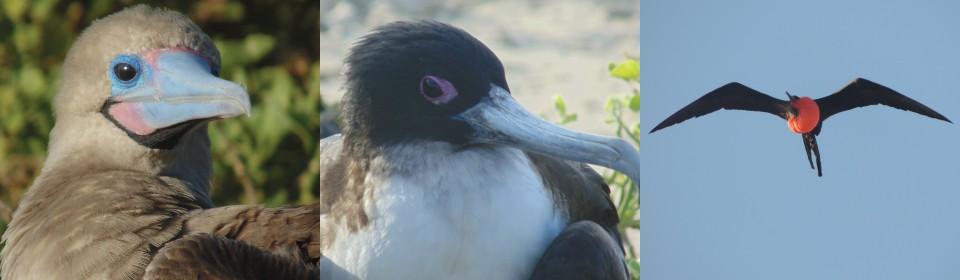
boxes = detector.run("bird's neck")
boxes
[322,140,547,232]
[788,98,821,134]
[39,120,213,198]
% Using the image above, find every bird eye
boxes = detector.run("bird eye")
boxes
[419,75,458,105]
[110,55,143,85]
[113,63,138,81]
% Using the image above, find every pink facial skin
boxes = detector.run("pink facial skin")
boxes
[420,75,459,105]
[108,102,156,135]
[106,48,211,136]
[142,47,210,68]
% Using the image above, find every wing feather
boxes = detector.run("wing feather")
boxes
[816,78,952,124]
[651,82,791,133]
[530,221,629,280]
[526,152,630,279]
[144,233,319,280]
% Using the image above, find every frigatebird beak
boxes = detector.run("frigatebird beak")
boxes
[104,50,251,136]
[454,85,641,189]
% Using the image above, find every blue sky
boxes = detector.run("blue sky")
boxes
[639,0,960,279]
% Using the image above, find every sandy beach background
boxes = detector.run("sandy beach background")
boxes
[320,0,639,134]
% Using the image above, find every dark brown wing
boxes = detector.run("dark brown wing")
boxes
[816,78,952,126]
[181,205,327,264]
[651,82,792,133]
[526,152,629,279]
[530,221,629,280]
[143,233,319,280]
[526,152,620,239]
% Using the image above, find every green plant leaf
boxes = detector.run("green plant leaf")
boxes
[243,33,276,63]
[18,64,46,97]
[3,0,28,23]
[609,59,639,81]
[627,257,640,280]
[553,95,567,114]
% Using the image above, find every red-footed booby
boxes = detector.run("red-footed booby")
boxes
[1,5,322,279]
[310,21,635,280]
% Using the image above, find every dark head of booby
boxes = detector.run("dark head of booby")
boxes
[343,21,641,187]
[342,21,506,146]
[100,48,250,149]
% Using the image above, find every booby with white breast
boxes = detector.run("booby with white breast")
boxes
[312,21,638,280]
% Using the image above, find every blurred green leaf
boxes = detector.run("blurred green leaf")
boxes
[18,64,45,97]
[609,59,639,81]
[3,0,28,23]
[551,95,579,125]
[627,258,640,280]
[224,2,245,21]
[13,24,41,53]
[29,0,57,23]
[243,33,276,63]
[553,95,567,114]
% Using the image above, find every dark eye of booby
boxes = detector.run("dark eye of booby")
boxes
[419,75,458,105]
[114,63,137,81]
[109,55,143,86]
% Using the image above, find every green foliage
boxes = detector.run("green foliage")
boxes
[553,58,641,279]
[609,59,640,82]
[605,59,641,280]
[552,95,579,125]
[0,1,321,212]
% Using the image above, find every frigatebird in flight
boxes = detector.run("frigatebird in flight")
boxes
[650,78,951,176]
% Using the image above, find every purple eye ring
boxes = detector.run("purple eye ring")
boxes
[419,75,458,105]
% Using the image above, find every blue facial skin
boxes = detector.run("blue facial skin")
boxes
[104,50,250,134]
[108,54,147,94]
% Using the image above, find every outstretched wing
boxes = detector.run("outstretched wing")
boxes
[651,82,792,133]
[816,78,952,125]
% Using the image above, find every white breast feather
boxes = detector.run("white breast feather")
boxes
[319,144,565,280]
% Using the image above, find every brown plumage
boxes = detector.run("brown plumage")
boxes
[144,234,320,280]
[0,5,322,279]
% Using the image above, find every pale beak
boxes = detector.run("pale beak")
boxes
[105,50,250,136]
[454,85,641,190]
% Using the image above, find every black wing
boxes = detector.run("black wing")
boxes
[525,152,630,279]
[816,78,952,126]
[651,82,792,133]
[530,221,629,280]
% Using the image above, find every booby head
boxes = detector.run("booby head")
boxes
[101,48,249,148]
[342,21,641,186]
[44,5,249,179]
